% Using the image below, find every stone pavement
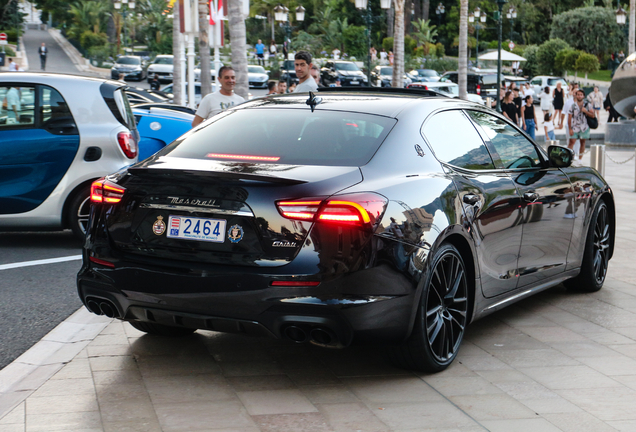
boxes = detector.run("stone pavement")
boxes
[2,148,636,432]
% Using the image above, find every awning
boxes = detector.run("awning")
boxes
[478,50,526,62]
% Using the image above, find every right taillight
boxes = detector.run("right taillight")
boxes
[90,178,126,204]
[117,131,138,159]
[276,193,387,227]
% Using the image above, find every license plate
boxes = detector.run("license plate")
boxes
[351,80,359,84]
[167,216,226,242]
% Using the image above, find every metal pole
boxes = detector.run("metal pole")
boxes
[286,18,291,89]
[496,0,506,114]
[475,25,479,69]
[124,8,127,53]
[187,33,196,108]
[366,5,372,84]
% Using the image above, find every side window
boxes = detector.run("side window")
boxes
[0,85,36,128]
[530,79,541,86]
[466,110,542,169]
[41,86,73,124]
[422,110,495,170]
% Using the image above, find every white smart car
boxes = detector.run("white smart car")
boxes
[0,73,138,239]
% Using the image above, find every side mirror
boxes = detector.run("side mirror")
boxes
[547,145,573,168]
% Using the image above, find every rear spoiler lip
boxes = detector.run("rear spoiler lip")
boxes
[127,166,308,185]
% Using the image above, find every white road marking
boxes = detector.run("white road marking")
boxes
[0,255,83,271]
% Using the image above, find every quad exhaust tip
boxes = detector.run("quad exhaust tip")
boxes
[282,324,340,347]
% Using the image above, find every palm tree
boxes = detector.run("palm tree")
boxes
[630,0,635,54]
[458,0,468,100]
[198,0,212,97]
[392,0,404,88]
[228,0,249,98]
[411,18,437,48]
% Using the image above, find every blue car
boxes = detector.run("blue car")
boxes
[132,104,195,160]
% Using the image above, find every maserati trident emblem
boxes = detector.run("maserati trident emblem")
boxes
[152,215,166,235]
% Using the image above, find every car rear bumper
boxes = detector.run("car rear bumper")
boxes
[77,254,416,347]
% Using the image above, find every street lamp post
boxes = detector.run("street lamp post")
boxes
[114,0,136,54]
[355,0,391,84]
[435,2,445,27]
[496,0,507,113]
[468,7,486,69]
[506,6,516,44]
[274,4,305,88]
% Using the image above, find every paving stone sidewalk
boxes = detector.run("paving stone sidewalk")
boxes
[2,149,636,432]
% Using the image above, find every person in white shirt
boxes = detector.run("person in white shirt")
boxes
[8,58,18,71]
[5,87,21,123]
[192,66,245,127]
[293,51,319,93]
[543,112,555,142]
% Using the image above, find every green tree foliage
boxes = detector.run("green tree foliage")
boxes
[575,52,600,79]
[411,19,437,47]
[80,30,108,50]
[382,36,416,54]
[343,25,367,59]
[536,38,571,75]
[550,6,626,58]
[554,48,581,75]
[522,45,540,77]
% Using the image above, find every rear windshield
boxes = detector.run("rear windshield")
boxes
[117,57,141,65]
[380,67,392,75]
[153,57,172,64]
[335,63,359,71]
[100,82,136,131]
[548,78,567,86]
[168,109,396,166]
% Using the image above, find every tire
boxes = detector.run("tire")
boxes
[388,243,469,372]
[564,200,611,293]
[129,320,196,337]
[67,185,91,241]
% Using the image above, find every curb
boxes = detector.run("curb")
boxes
[0,307,111,420]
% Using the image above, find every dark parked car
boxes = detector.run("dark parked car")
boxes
[440,71,504,100]
[111,56,146,81]
[78,89,615,372]
[320,61,369,87]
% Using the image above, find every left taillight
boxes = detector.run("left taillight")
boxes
[90,179,126,204]
[276,193,387,226]
[117,131,138,159]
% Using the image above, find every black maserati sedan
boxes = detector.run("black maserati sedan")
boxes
[77,89,615,372]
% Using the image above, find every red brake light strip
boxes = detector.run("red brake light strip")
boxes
[206,153,280,162]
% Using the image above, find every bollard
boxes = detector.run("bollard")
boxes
[590,144,605,176]
[486,97,492,109]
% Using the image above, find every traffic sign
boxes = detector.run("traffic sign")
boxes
[0,33,7,46]
[508,41,515,50]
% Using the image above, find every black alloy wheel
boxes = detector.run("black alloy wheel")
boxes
[565,200,611,292]
[389,243,469,372]
[67,185,91,241]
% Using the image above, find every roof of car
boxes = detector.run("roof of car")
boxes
[238,90,460,118]
[0,72,117,86]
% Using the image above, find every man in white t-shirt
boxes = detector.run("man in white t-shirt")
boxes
[8,58,18,71]
[5,87,21,123]
[192,66,245,127]
[293,51,319,93]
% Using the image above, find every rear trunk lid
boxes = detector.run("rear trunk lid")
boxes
[106,157,363,267]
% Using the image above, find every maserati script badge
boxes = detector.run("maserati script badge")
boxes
[153,215,166,235]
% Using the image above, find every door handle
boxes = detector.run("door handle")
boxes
[463,194,481,205]
[523,192,539,202]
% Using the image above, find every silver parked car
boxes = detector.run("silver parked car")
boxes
[0,73,139,239]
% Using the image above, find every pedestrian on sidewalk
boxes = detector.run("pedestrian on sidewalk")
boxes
[521,95,538,140]
[604,87,620,122]
[552,82,564,126]
[501,91,518,125]
[38,42,48,70]
[567,89,594,162]
[512,88,523,127]
[538,86,553,116]
[8,58,17,71]
[544,112,556,142]
[587,86,603,119]
[255,39,265,66]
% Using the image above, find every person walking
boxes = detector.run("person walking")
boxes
[191,66,245,127]
[567,89,594,163]
[293,51,318,93]
[604,87,620,123]
[254,39,265,66]
[380,48,387,65]
[38,43,48,70]
[388,51,394,65]
[552,82,564,126]
[512,88,523,127]
[8,58,18,71]
[269,40,277,65]
[521,95,538,140]
[538,86,553,116]
[501,91,518,125]
[544,112,556,142]
[149,74,161,91]
[587,86,603,119]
